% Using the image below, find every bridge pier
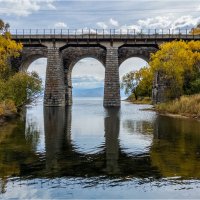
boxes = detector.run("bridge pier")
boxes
[65,69,72,106]
[104,47,121,107]
[44,48,65,106]
[152,71,174,104]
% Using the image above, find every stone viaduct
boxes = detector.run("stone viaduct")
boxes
[11,29,200,107]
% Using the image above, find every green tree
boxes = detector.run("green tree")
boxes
[121,67,153,100]
[6,72,42,107]
[0,19,42,113]
[121,70,141,100]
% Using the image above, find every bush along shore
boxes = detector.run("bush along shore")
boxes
[0,71,42,125]
[126,94,152,105]
[0,100,18,125]
[155,94,200,120]
[0,20,42,125]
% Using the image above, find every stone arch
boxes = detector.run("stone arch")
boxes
[12,47,48,72]
[61,46,106,106]
[62,46,106,71]
[118,47,158,66]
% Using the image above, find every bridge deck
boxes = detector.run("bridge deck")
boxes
[12,34,200,40]
[10,29,200,41]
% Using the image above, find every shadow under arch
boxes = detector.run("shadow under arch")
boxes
[62,46,106,71]
[118,46,157,66]
[20,55,47,72]
[13,47,48,72]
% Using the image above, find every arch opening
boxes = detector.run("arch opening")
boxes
[71,57,105,101]
[69,57,105,154]
[20,55,47,72]
[24,58,47,153]
[119,57,149,99]
[27,58,47,100]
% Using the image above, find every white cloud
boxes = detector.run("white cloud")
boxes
[95,15,200,34]
[137,16,172,29]
[0,0,56,16]
[45,0,56,10]
[73,75,103,83]
[54,22,67,28]
[109,18,119,27]
[72,75,104,89]
[120,24,141,33]
[118,15,200,33]
[96,22,108,29]
[171,15,200,29]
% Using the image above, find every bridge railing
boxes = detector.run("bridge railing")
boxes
[9,29,200,39]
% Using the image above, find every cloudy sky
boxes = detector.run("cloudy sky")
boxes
[1,0,200,89]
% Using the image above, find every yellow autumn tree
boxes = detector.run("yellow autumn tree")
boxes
[0,19,22,78]
[137,67,153,97]
[0,20,42,117]
[121,40,200,102]
[149,40,200,98]
[190,24,200,35]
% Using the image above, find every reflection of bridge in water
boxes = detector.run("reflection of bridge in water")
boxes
[20,107,160,178]
[42,107,159,177]
[20,106,200,180]
[1,104,200,194]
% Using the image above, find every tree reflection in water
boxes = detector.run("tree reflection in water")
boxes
[1,103,200,194]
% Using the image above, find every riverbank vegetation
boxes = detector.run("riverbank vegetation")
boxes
[121,24,200,118]
[155,94,200,119]
[0,20,42,123]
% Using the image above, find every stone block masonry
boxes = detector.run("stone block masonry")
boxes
[11,33,200,107]
[44,48,66,106]
[10,41,170,107]
[104,47,121,107]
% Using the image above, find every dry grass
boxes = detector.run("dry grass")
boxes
[126,94,152,104]
[156,94,200,119]
[0,100,17,117]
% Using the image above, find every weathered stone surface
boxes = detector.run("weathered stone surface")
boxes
[62,46,106,70]
[62,46,106,106]
[118,47,157,65]
[11,47,48,72]
[10,43,169,107]
[44,48,65,106]
[152,71,171,104]
[104,47,121,107]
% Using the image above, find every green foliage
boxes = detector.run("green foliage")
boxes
[121,67,153,100]
[121,70,141,100]
[5,72,42,107]
[0,19,42,113]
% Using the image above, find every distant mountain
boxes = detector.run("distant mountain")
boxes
[73,87,127,97]
[73,87,104,97]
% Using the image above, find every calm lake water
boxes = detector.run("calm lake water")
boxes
[1,98,200,199]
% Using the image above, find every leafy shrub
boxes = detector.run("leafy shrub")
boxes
[6,72,42,107]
